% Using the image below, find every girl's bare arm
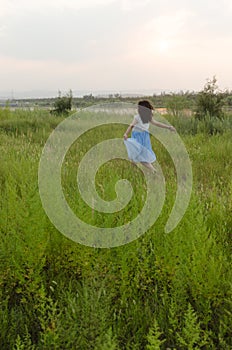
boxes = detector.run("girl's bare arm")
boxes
[150,118,176,132]
[124,120,138,139]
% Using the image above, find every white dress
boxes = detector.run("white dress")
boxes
[124,115,156,163]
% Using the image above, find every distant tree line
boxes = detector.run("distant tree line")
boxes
[4,77,231,118]
[51,77,230,119]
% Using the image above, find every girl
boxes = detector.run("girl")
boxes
[124,100,175,172]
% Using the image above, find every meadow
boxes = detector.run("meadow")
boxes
[0,106,231,349]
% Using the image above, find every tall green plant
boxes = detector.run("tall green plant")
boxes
[146,320,165,349]
[166,93,189,117]
[51,89,73,115]
[195,76,225,120]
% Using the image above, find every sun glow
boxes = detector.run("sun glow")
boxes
[157,39,171,53]
[148,39,172,55]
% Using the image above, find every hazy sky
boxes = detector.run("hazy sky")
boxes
[0,0,232,97]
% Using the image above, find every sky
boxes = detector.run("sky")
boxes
[0,0,232,98]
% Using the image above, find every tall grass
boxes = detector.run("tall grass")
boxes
[166,111,232,135]
[0,109,231,349]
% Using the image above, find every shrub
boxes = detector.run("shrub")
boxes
[51,90,73,115]
[165,93,190,117]
[195,76,225,120]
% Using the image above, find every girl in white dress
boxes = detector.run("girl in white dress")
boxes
[124,100,175,172]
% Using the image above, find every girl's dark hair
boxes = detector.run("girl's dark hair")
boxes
[138,100,153,123]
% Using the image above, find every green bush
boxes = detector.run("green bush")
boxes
[51,90,73,115]
[195,76,226,120]
[165,93,190,118]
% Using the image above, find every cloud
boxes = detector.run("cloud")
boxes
[0,2,128,62]
[0,0,116,16]
[0,52,144,92]
[0,0,152,16]
[0,25,7,37]
[0,54,92,91]
[0,0,232,93]
[120,0,152,12]
[126,9,195,58]
[149,10,195,37]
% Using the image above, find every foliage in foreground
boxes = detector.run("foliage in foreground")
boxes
[0,109,231,349]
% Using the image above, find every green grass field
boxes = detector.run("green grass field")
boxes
[0,107,231,349]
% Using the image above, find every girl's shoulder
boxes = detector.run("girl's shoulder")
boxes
[134,114,141,121]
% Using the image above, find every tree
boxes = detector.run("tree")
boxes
[195,76,225,119]
[51,89,73,115]
[83,93,95,101]
[166,93,189,117]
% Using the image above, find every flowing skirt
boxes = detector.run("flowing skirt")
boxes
[124,131,156,163]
